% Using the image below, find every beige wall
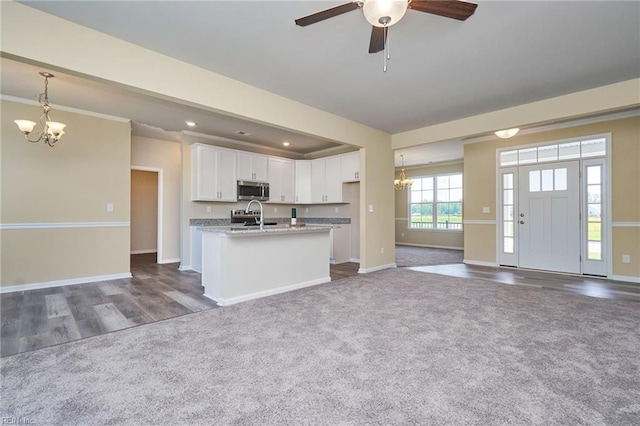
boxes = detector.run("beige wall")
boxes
[463,116,639,278]
[131,136,181,261]
[2,2,395,272]
[130,170,158,254]
[1,99,131,287]
[395,162,464,249]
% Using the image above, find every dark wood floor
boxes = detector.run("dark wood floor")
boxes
[407,263,640,302]
[1,255,361,358]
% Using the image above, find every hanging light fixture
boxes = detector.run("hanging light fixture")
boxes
[14,72,67,147]
[394,154,413,190]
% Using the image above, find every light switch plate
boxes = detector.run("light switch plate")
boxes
[482,207,490,213]
[107,203,114,212]
[206,206,212,213]
[368,205,374,213]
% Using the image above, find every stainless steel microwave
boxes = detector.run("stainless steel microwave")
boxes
[237,180,269,201]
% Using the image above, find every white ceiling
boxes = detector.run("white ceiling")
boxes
[5,1,640,164]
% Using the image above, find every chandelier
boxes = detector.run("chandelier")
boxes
[394,154,413,190]
[14,72,67,147]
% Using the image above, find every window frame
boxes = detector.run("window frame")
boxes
[408,172,463,232]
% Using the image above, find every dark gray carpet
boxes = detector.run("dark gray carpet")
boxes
[396,244,463,267]
[2,269,639,425]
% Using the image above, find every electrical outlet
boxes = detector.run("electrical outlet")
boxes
[368,205,374,213]
[483,207,490,213]
[335,207,339,213]
[274,207,278,213]
[305,207,309,213]
[380,247,384,254]
[106,203,114,212]
[206,206,212,213]
[401,232,404,237]
[622,255,631,264]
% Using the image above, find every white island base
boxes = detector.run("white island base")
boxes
[201,226,331,306]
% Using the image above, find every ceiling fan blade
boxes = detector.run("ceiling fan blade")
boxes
[295,2,361,27]
[409,0,478,21]
[369,26,387,54]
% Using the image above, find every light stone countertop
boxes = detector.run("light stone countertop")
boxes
[198,224,332,237]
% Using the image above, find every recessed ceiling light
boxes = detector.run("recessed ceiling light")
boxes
[282,142,290,147]
[235,130,251,136]
[185,121,197,127]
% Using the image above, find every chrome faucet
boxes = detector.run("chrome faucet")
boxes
[245,200,264,230]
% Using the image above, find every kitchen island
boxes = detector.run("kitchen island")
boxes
[200,225,332,306]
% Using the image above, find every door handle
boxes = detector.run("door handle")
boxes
[519,220,525,224]
[520,213,525,217]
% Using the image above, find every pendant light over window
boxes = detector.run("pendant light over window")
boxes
[394,154,413,190]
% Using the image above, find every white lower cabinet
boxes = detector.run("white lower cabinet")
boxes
[330,224,351,264]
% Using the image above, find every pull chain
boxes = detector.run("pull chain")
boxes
[383,25,388,72]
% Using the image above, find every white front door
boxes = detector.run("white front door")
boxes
[518,161,580,274]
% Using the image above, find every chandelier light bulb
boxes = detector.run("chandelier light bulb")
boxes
[14,120,37,134]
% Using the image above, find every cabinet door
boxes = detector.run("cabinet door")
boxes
[237,152,254,181]
[253,155,269,182]
[311,158,326,203]
[280,160,295,203]
[191,145,218,201]
[325,156,343,203]
[341,151,360,182]
[268,158,283,203]
[216,149,237,202]
[295,161,312,204]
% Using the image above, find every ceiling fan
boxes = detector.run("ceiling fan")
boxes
[295,0,477,55]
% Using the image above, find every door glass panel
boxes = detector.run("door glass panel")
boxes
[529,170,540,192]
[587,166,601,184]
[554,168,567,191]
[504,237,514,253]
[504,189,513,204]
[541,169,554,191]
[501,151,518,166]
[519,148,537,164]
[588,186,601,203]
[588,241,602,260]
[538,145,558,162]
[503,173,513,189]
[504,206,514,220]
[504,222,514,237]
[581,138,606,157]
[558,142,581,159]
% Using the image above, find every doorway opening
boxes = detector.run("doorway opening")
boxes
[131,167,163,264]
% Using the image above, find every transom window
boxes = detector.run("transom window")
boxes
[409,173,462,230]
[500,137,606,167]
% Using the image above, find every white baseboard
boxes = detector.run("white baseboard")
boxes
[0,272,133,294]
[610,274,640,284]
[178,264,193,272]
[349,257,360,263]
[396,243,464,251]
[158,258,180,264]
[205,276,331,306]
[131,249,157,255]
[463,259,499,267]
[358,263,397,274]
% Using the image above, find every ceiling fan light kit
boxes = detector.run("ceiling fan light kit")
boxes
[295,0,478,72]
[363,0,408,27]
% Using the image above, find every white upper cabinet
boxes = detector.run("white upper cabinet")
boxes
[191,144,237,202]
[341,151,360,182]
[295,161,312,204]
[268,157,295,203]
[237,152,268,182]
[311,156,343,203]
